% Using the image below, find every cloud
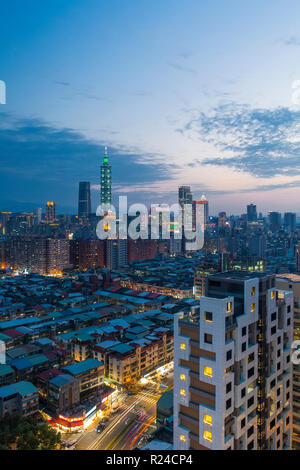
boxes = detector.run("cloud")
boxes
[179,102,300,178]
[177,51,193,60]
[203,180,300,195]
[53,80,71,87]
[53,80,113,103]
[0,112,176,212]
[167,62,197,75]
[282,36,300,46]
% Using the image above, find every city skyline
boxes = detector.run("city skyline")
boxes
[2,1,300,213]
[2,1,300,454]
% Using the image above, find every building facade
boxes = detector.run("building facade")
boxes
[62,359,104,398]
[174,271,293,450]
[276,274,300,449]
[45,201,57,222]
[78,182,91,219]
[0,381,39,419]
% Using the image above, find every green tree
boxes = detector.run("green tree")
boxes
[0,413,61,450]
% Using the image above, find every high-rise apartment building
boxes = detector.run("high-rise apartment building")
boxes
[248,235,266,258]
[70,239,105,270]
[46,239,70,274]
[127,239,157,264]
[5,237,70,274]
[78,182,91,218]
[45,201,57,222]
[100,146,112,205]
[174,271,293,450]
[194,268,216,300]
[276,273,300,449]
[105,238,128,270]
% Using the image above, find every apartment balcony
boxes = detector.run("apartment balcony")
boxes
[225,318,238,332]
[179,412,199,430]
[224,433,235,445]
[190,386,215,408]
[189,370,199,380]
[247,413,257,426]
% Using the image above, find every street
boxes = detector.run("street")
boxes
[59,368,173,450]
[76,389,159,450]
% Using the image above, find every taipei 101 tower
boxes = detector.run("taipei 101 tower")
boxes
[101,146,112,205]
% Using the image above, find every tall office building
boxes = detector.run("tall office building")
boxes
[178,186,193,209]
[284,213,296,234]
[218,212,227,228]
[33,207,42,224]
[247,204,257,223]
[45,201,57,222]
[78,182,91,218]
[0,212,11,235]
[192,195,209,230]
[101,146,112,205]
[268,212,281,232]
[179,186,193,252]
[174,271,293,450]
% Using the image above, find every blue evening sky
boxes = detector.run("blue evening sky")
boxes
[1,0,300,213]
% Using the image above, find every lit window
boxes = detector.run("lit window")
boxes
[203,414,212,426]
[251,287,256,296]
[180,374,186,381]
[180,434,186,442]
[180,389,186,396]
[271,291,275,300]
[251,303,255,312]
[203,430,212,442]
[204,311,213,322]
[204,366,213,378]
[227,302,232,313]
[180,343,186,351]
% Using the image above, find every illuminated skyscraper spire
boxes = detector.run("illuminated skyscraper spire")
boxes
[104,145,108,163]
[101,146,112,205]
